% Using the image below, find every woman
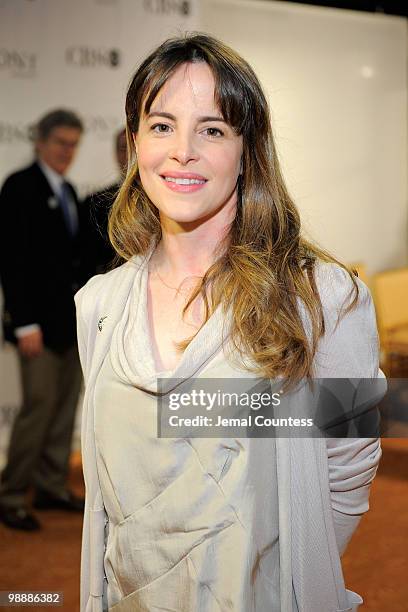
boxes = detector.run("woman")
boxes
[76,34,382,612]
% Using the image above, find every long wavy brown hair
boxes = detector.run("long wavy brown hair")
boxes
[109,33,357,385]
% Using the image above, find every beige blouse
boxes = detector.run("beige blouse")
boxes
[76,252,383,612]
[94,256,286,611]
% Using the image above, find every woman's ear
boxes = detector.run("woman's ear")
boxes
[239,156,243,176]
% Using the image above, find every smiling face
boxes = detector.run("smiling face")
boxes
[134,62,243,231]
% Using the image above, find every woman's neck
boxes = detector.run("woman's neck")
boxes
[152,201,236,280]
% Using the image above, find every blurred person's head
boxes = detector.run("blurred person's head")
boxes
[34,109,83,175]
[115,128,127,175]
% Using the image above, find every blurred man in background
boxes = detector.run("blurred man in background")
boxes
[0,109,86,531]
[84,127,127,274]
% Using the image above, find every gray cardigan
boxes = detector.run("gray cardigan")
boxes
[75,256,383,612]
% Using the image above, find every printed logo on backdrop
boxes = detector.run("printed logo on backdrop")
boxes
[0,121,34,145]
[84,115,123,141]
[143,0,191,16]
[66,47,121,69]
[0,49,37,78]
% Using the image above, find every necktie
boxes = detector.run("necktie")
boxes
[59,181,78,237]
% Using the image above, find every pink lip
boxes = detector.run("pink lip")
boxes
[161,171,207,180]
[160,171,208,193]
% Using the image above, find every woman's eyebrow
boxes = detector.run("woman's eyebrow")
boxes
[147,111,226,123]
[199,115,226,123]
[147,111,175,121]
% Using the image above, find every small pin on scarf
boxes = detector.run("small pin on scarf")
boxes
[98,316,108,332]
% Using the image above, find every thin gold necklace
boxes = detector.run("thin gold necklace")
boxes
[154,265,181,291]
[152,262,201,296]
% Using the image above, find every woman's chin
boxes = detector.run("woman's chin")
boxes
[159,208,215,229]
[158,201,236,231]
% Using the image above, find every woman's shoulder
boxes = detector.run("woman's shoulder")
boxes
[312,260,371,313]
[309,262,380,377]
[311,261,378,352]
[74,255,145,317]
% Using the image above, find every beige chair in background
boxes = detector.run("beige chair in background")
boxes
[372,268,408,376]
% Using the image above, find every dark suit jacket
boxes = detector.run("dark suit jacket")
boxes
[0,161,89,350]
[83,183,121,275]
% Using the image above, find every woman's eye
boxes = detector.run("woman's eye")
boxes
[204,127,223,137]
[152,123,171,133]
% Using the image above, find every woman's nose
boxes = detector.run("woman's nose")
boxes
[169,132,199,165]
